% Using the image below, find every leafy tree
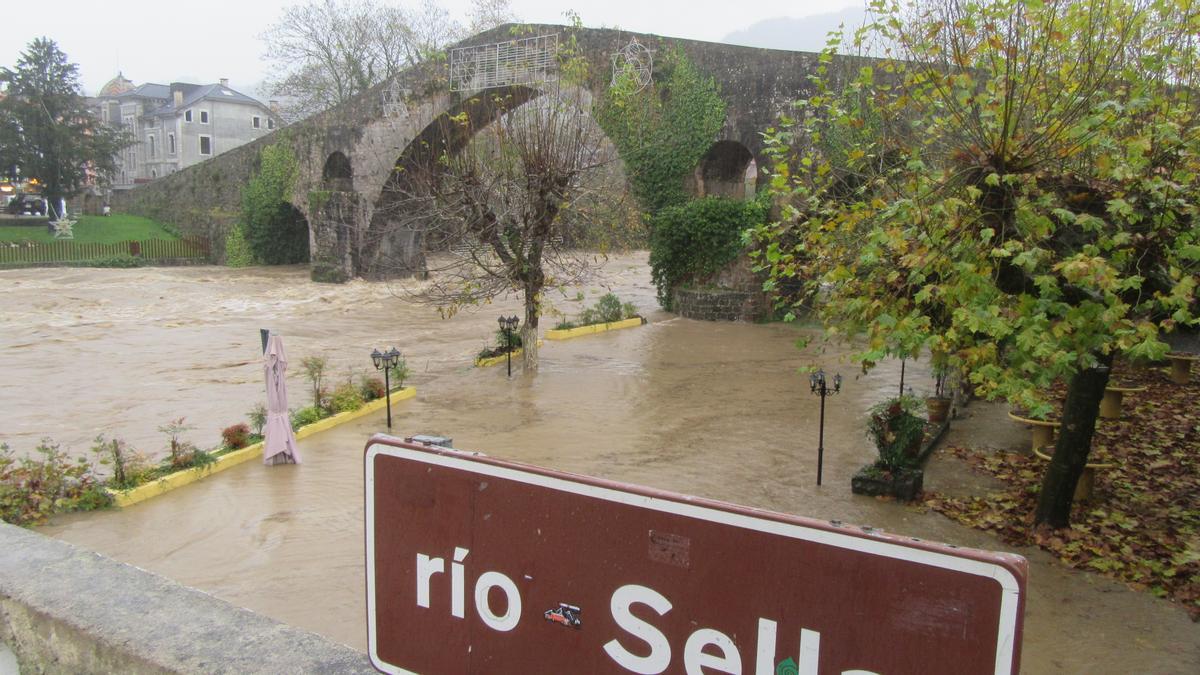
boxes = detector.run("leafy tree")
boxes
[0,38,129,217]
[241,142,310,264]
[755,0,1200,527]
[595,47,726,215]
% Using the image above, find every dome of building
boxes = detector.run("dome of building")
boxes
[98,73,134,97]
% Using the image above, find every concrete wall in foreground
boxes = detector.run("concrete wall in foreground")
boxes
[0,522,374,674]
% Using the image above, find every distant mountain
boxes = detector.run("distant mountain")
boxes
[722,7,869,54]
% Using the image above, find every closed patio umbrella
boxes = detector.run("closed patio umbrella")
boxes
[263,333,301,465]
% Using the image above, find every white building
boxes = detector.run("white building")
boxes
[93,74,281,189]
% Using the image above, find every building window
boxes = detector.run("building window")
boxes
[148,135,156,158]
[268,118,275,130]
[252,116,261,129]
[151,170,158,178]
[185,110,192,122]
[168,133,176,155]
[200,110,210,124]
[199,135,212,155]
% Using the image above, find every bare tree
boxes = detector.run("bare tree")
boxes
[262,0,392,120]
[377,86,617,371]
[261,0,517,121]
[468,0,519,34]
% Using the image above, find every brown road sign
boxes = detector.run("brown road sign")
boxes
[365,436,1026,674]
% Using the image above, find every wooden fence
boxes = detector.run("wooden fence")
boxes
[0,238,209,264]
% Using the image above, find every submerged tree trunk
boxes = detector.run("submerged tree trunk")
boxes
[1034,354,1113,528]
[521,280,541,372]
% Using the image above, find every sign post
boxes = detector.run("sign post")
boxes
[365,436,1026,674]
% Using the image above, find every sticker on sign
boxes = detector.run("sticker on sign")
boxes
[365,436,1026,674]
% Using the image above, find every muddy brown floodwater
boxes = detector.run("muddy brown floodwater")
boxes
[6,254,1197,673]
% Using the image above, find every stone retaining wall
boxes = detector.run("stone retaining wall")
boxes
[0,523,374,674]
[672,253,770,322]
[673,287,762,322]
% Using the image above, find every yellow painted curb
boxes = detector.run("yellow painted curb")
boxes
[106,387,415,508]
[474,340,544,368]
[294,386,415,439]
[545,316,645,341]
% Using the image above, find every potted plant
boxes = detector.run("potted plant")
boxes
[852,396,926,501]
[925,366,952,424]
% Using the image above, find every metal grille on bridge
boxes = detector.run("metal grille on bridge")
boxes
[449,34,559,92]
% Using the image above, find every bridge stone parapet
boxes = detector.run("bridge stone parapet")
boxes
[0,522,374,673]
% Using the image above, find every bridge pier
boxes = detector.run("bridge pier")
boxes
[309,191,360,283]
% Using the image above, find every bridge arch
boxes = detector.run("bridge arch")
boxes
[267,200,311,264]
[358,84,555,278]
[693,140,757,200]
[322,151,354,191]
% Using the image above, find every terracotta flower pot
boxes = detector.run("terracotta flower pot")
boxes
[925,396,951,424]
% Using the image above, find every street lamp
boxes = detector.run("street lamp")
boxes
[809,369,843,486]
[371,346,402,429]
[498,315,520,377]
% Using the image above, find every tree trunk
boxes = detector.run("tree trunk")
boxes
[521,281,541,372]
[1034,354,1113,528]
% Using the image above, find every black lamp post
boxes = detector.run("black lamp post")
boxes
[498,315,520,377]
[809,369,843,486]
[371,346,402,429]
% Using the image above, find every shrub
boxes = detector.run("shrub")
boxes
[224,224,258,267]
[330,382,365,413]
[91,435,152,490]
[866,396,927,471]
[222,423,251,449]
[290,405,324,430]
[388,357,410,389]
[565,293,640,327]
[69,254,144,268]
[158,417,196,468]
[2,441,112,526]
[497,328,523,351]
[247,403,267,436]
[595,293,624,323]
[300,355,328,409]
[649,196,768,309]
[362,377,386,400]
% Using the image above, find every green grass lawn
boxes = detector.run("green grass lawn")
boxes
[0,214,179,244]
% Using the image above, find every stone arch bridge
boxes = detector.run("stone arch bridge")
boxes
[114,23,837,281]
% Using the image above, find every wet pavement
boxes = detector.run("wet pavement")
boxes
[5,256,1196,672]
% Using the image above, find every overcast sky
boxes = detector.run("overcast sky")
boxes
[3,1,863,97]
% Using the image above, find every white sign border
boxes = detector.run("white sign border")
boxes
[365,442,1022,675]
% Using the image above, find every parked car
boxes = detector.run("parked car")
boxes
[5,194,46,216]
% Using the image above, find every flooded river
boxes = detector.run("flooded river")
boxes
[5,255,1197,672]
[1,255,660,459]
